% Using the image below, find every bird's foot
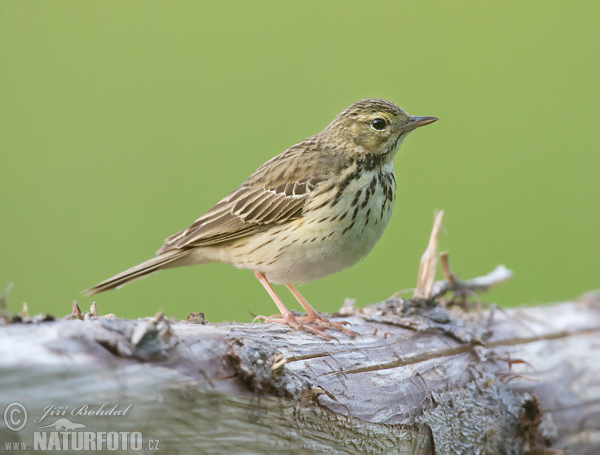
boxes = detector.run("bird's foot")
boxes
[295,312,358,338]
[254,313,336,341]
[254,310,357,339]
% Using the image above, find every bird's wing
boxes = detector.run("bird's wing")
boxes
[157,140,339,254]
[157,177,321,252]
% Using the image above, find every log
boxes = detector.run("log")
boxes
[0,292,599,454]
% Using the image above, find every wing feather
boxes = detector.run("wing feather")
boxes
[156,138,345,255]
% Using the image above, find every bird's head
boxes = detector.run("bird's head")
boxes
[324,98,437,159]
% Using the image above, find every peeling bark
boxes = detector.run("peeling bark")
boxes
[0,294,598,454]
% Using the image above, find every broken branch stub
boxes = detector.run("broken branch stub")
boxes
[414,211,444,299]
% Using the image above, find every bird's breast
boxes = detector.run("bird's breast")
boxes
[249,167,397,284]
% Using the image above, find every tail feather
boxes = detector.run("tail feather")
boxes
[84,250,189,295]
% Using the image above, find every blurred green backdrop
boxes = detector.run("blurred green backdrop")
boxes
[1,1,598,322]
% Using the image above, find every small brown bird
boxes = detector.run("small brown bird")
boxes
[86,99,437,339]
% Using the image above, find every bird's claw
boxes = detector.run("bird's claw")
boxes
[254,312,354,340]
[296,313,358,338]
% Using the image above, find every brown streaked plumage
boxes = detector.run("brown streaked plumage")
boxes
[85,99,437,340]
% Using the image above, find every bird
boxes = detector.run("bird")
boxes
[85,99,437,340]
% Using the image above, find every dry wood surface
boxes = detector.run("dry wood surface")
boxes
[0,290,599,454]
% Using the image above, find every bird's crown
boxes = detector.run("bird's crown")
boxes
[322,98,429,158]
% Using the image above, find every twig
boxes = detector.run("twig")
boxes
[439,252,455,287]
[412,211,512,300]
[65,301,83,320]
[431,265,513,298]
[414,211,444,299]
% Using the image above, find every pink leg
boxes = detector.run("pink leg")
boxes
[253,271,333,340]
[286,283,358,337]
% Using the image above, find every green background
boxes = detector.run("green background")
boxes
[1,1,598,322]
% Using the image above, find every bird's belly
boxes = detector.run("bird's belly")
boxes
[228,170,396,284]
[268,208,393,284]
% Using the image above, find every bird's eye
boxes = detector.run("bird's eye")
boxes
[371,118,386,131]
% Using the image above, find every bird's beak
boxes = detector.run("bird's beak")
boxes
[399,116,438,133]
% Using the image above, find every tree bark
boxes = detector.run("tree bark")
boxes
[0,293,598,454]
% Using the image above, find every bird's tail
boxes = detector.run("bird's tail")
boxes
[84,249,190,295]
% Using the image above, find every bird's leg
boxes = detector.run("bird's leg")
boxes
[252,270,333,340]
[285,283,358,337]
